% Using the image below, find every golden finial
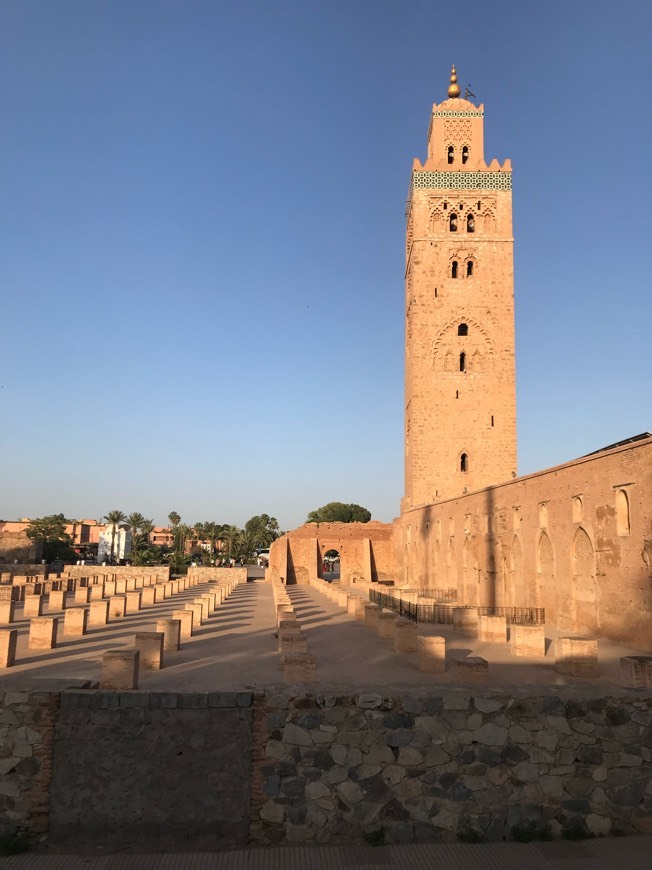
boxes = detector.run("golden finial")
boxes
[447,64,461,98]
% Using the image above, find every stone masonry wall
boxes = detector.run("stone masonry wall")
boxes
[48,690,253,850]
[2,688,650,846]
[251,689,652,844]
[0,690,59,836]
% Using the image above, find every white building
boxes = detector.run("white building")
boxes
[97,527,132,563]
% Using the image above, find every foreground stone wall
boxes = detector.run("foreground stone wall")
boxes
[0,690,59,835]
[187,566,248,584]
[396,437,652,651]
[48,690,253,850]
[252,690,652,843]
[1,688,650,846]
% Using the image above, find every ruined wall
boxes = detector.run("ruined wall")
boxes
[48,690,253,850]
[63,565,170,582]
[0,532,41,565]
[0,690,59,836]
[268,522,394,585]
[187,566,247,584]
[396,438,652,651]
[2,688,650,846]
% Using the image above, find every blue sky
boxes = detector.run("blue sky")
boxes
[1,0,650,531]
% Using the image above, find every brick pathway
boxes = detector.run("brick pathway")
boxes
[3,836,651,869]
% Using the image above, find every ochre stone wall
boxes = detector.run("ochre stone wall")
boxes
[0,532,41,565]
[395,437,652,651]
[268,522,394,585]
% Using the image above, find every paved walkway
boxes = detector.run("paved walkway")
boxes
[3,837,651,869]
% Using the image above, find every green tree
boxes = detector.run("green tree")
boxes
[306,502,371,523]
[244,514,281,547]
[104,510,126,562]
[221,524,241,562]
[26,514,75,563]
[202,521,223,564]
[126,513,154,556]
[168,511,181,530]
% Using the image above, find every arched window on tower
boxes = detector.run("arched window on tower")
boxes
[449,213,458,232]
[460,453,468,472]
[451,260,459,278]
[462,145,469,164]
[458,323,468,336]
[459,351,466,372]
[466,213,475,233]
[466,260,474,277]
[447,145,454,164]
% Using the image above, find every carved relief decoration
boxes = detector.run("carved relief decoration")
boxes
[432,315,495,373]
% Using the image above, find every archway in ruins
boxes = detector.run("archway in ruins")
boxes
[536,531,556,622]
[322,549,341,582]
[572,526,597,634]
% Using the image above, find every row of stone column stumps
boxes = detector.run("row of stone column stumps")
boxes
[0,571,243,680]
[100,575,243,689]
[305,579,652,687]
[270,580,316,681]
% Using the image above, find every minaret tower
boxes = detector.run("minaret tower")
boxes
[402,67,517,512]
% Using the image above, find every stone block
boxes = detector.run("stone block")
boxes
[418,635,446,672]
[0,601,16,624]
[115,580,127,595]
[555,637,600,677]
[478,614,508,643]
[74,587,90,605]
[510,624,546,657]
[354,598,367,621]
[104,581,116,597]
[172,609,194,640]
[453,606,478,636]
[64,607,88,636]
[364,603,382,629]
[377,609,398,639]
[0,629,18,667]
[134,632,164,669]
[394,618,418,653]
[125,591,142,614]
[140,587,156,607]
[24,595,44,618]
[283,652,316,682]
[89,584,105,601]
[278,617,299,633]
[28,616,58,649]
[164,582,174,598]
[455,656,489,681]
[100,649,139,690]
[89,599,110,627]
[47,590,67,613]
[620,656,652,688]
[156,618,181,651]
[194,598,210,621]
[280,631,308,660]
[153,584,166,603]
[337,590,349,608]
[201,592,216,613]
[109,596,127,618]
[277,604,294,625]
[185,602,204,626]
[126,578,136,592]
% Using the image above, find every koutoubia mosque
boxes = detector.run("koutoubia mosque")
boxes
[270,67,652,654]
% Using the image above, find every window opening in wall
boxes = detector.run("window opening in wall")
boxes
[449,213,458,232]
[616,489,630,536]
[459,351,466,371]
[477,200,481,210]
[458,323,468,336]
[456,390,459,398]
[572,496,583,523]
[460,453,468,472]
[451,260,458,278]
[491,415,494,426]
[443,201,448,210]
[462,145,469,164]
[434,288,438,298]
[467,213,475,233]
[466,260,474,277]
[447,146,454,164]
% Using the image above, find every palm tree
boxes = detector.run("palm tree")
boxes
[104,510,126,563]
[176,523,192,556]
[221,525,241,563]
[202,521,222,564]
[126,512,145,556]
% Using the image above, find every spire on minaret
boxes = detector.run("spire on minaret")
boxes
[447,65,461,98]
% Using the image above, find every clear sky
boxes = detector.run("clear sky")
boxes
[1,0,650,531]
